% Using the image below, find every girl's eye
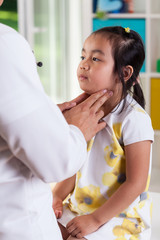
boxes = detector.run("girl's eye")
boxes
[80,56,85,60]
[93,57,100,62]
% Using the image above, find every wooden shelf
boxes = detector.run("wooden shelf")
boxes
[92,13,160,20]
[150,14,160,19]
[149,72,160,78]
[107,13,146,19]
[92,13,147,19]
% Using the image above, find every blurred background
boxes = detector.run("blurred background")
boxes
[0,0,160,194]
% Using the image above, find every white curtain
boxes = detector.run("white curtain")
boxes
[18,0,82,103]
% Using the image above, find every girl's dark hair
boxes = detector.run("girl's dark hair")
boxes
[92,26,145,109]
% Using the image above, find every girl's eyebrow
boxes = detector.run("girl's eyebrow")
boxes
[82,48,105,56]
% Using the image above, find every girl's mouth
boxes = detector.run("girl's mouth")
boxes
[79,75,88,81]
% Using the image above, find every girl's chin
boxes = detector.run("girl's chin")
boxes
[81,89,98,95]
[79,85,101,95]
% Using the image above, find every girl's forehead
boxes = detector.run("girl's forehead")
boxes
[83,34,112,53]
[84,34,110,46]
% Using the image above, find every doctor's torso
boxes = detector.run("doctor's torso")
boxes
[0,23,62,240]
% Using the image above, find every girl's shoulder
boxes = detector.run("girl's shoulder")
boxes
[104,94,151,126]
[121,95,154,145]
[103,94,154,145]
[122,95,152,124]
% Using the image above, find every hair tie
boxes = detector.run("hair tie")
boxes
[124,27,130,33]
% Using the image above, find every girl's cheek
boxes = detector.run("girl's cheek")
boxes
[77,67,80,77]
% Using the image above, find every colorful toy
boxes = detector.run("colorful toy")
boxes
[124,0,134,13]
[97,0,134,13]
[97,0,123,13]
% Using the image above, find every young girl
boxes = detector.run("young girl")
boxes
[52,26,154,240]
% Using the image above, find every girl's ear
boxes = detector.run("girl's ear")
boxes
[123,65,133,82]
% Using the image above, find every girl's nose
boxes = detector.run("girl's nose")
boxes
[80,61,90,70]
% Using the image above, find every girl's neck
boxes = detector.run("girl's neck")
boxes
[101,93,123,117]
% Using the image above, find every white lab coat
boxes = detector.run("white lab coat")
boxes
[0,23,87,240]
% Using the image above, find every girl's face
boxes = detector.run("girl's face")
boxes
[77,34,120,95]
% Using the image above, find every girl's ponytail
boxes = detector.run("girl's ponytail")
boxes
[133,83,145,109]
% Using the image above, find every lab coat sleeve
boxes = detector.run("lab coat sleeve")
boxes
[0,26,87,183]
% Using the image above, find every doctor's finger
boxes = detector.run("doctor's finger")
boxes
[81,89,108,109]
[91,91,113,113]
[70,92,89,105]
[57,102,76,112]
[96,110,105,122]
[58,92,89,112]
[95,121,107,134]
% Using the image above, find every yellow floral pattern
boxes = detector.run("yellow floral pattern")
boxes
[113,219,141,239]
[103,123,126,198]
[87,139,94,152]
[69,184,106,214]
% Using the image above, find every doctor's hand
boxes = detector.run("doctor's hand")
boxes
[57,92,89,112]
[63,90,113,142]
